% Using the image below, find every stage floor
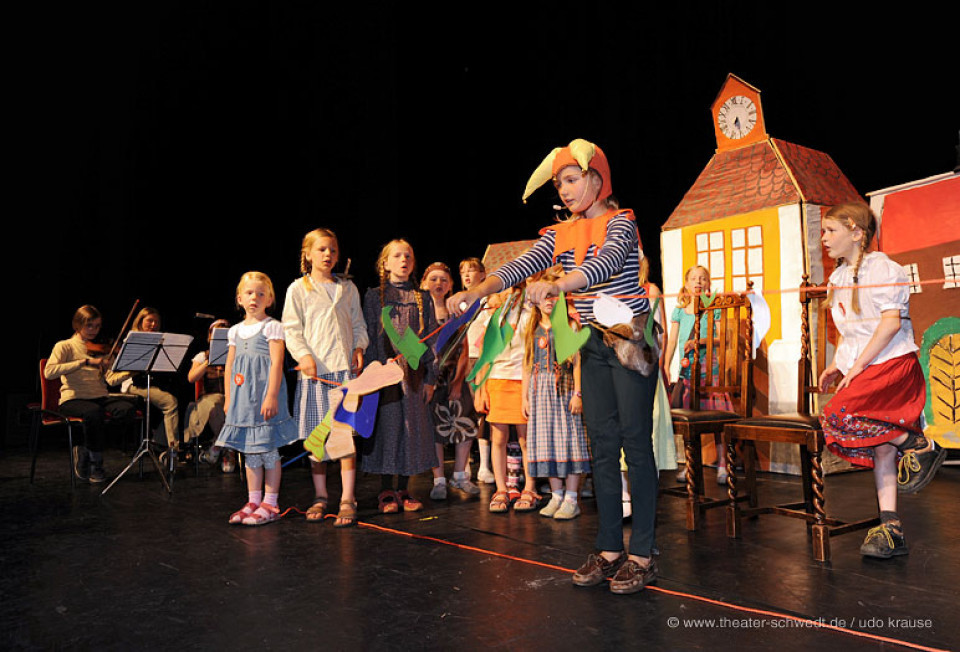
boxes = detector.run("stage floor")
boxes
[2,442,957,651]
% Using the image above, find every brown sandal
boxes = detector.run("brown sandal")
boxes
[489,490,510,513]
[305,496,328,522]
[334,500,358,528]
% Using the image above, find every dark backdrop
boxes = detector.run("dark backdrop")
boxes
[7,2,957,437]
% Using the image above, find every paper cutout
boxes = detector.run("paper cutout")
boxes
[381,306,427,369]
[551,292,590,363]
[593,293,633,327]
[700,290,717,308]
[644,297,661,348]
[333,390,379,439]
[342,360,404,395]
[303,407,335,461]
[467,299,514,388]
[434,299,481,353]
[746,291,771,358]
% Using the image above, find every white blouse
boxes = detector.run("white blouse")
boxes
[829,251,918,375]
[281,276,369,375]
[228,317,285,345]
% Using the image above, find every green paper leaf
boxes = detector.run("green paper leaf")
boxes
[303,409,334,460]
[644,297,661,348]
[700,290,717,308]
[551,292,590,363]
[467,299,512,389]
[381,306,428,369]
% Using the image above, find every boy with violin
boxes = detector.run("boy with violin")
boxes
[44,305,138,483]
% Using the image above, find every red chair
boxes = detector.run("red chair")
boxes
[30,359,82,488]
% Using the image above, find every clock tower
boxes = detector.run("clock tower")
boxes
[712,74,767,151]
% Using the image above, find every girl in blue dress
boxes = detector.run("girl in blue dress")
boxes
[218,271,298,526]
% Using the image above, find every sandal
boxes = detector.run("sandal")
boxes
[305,496,329,522]
[334,500,358,528]
[513,490,541,512]
[396,490,422,512]
[378,490,400,514]
[242,502,281,526]
[489,490,510,513]
[229,502,259,525]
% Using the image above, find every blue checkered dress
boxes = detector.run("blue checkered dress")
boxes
[526,325,591,478]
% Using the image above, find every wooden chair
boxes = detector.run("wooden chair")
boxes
[722,277,879,562]
[29,359,83,489]
[663,289,754,530]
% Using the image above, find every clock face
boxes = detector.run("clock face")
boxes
[717,95,758,140]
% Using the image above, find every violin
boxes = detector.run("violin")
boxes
[92,300,140,376]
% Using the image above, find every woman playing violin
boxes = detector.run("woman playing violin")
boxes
[44,305,137,483]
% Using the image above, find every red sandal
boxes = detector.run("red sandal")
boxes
[396,490,422,512]
[489,491,510,513]
[229,502,259,525]
[378,490,400,513]
[242,502,281,526]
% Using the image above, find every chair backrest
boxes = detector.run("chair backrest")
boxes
[689,289,754,416]
[797,275,837,415]
[38,359,63,422]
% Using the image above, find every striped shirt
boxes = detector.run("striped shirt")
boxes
[491,211,649,323]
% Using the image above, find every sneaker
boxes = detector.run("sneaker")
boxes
[430,481,448,500]
[553,500,581,521]
[476,467,496,484]
[72,445,90,482]
[609,558,658,594]
[676,467,687,483]
[89,465,106,484]
[221,452,237,473]
[572,552,626,587]
[716,467,729,485]
[898,440,947,494]
[449,475,481,495]
[539,495,563,518]
[860,523,909,559]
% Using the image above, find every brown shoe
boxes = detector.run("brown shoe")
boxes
[609,558,658,595]
[572,552,626,587]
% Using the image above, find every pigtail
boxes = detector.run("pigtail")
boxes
[850,239,867,315]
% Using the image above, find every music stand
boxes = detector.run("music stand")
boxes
[101,331,193,496]
[209,327,229,366]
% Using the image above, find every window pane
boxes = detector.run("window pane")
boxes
[748,247,764,273]
[731,228,745,248]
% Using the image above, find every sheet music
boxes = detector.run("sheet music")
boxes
[112,331,194,373]
[153,333,193,372]
[209,327,229,366]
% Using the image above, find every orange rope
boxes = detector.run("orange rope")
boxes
[340,516,949,652]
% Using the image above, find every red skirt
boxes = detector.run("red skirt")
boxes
[820,353,926,468]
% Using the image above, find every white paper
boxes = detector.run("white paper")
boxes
[593,293,633,327]
[746,291,771,357]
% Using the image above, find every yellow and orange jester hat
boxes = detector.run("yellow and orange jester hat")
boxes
[521,138,613,204]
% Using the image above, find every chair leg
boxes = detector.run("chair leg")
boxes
[685,436,703,530]
[809,443,830,562]
[67,424,76,490]
[726,437,742,538]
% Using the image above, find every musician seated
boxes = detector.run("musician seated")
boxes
[115,307,183,462]
[44,305,137,483]
[185,319,237,472]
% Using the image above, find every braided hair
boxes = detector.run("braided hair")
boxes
[823,202,877,315]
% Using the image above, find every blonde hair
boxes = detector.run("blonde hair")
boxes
[523,268,577,368]
[376,239,423,333]
[132,307,161,331]
[299,228,339,275]
[236,271,276,311]
[824,202,877,315]
[677,265,710,308]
